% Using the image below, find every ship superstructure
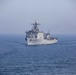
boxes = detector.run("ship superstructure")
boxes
[25,21,58,45]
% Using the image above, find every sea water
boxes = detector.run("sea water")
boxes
[0,35,76,75]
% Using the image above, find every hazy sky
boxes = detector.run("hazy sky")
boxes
[0,0,76,34]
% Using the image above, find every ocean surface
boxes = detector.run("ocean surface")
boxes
[0,35,76,75]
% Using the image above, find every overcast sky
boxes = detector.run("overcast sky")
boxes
[0,0,76,35]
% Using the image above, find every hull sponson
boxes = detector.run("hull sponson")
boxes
[27,38,57,45]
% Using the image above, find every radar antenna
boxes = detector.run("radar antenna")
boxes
[31,20,41,25]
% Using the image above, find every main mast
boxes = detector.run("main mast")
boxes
[31,20,41,32]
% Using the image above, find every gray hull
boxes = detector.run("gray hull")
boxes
[27,38,57,45]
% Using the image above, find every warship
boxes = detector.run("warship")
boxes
[25,20,58,45]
